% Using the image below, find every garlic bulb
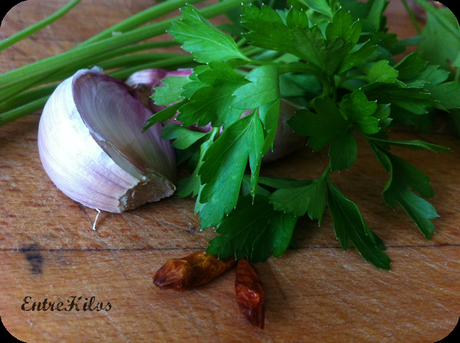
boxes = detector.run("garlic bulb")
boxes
[38,67,176,213]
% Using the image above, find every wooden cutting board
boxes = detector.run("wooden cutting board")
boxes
[0,1,459,342]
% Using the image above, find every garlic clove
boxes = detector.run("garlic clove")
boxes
[73,70,176,180]
[38,67,176,213]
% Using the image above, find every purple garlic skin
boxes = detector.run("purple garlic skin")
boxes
[38,67,176,213]
[126,69,306,161]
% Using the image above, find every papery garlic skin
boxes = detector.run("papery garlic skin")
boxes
[38,67,176,213]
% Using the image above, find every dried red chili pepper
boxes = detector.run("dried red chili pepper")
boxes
[153,250,236,291]
[235,258,265,329]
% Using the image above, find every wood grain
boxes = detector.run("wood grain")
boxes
[1,1,459,342]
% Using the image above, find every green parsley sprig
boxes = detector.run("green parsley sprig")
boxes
[1,0,459,270]
[146,0,459,270]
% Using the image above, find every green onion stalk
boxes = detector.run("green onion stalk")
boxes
[0,0,254,125]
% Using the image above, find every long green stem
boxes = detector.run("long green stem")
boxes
[0,79,43,104]
[0,48,184,114]
[107,54,195,79]
[400,0,423,34]
[79,0,203,46]
[0,54,196,124]
[93,53,184,70]
[0,42,180,103]
[0,0,252,96]
[44,41,180,84]
[0,53,181,114]
[0,0,83,51]
[0,0,199,94]
[0,84,57,114]
[0,98,49,125]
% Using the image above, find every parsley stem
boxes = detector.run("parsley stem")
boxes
[0,0,83,52]
[247,58,276,66]
[241,45,265,57]
[400,0,423,34]
[329,0,339,14]
[329,76,338,102]
[236,36,248,48]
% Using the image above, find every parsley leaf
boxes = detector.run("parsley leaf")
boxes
[326,178,391,270]
[299,0,332,18]
[168,5,249,63]
[270,172,326,222]
[145,3,454,269]
[177,62,247,128]
[325,7,361,46]
[394,52,427,81]
[242,6,358,75]
[366,135,451,152]
[289,95,357,171]
[288,95,348,152]
[289,90,382,171]
[175,130,217,199]
[256,176,312,190]
[338,40,377,73]
[206,194,297,262]
[198,112,264,228]
[161,123,209,150]
[340,88,380,135]
[151,76,191,106]
[366,60,400,83]
[328,129,357,171]
[232,65,280,109]
[417,6,460,72]
[242,6,305,58]
[362,82,435,118]
[142,99,188,132]
[371,143,439,239]
[430,81,460,110]
[366,0,389,32]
